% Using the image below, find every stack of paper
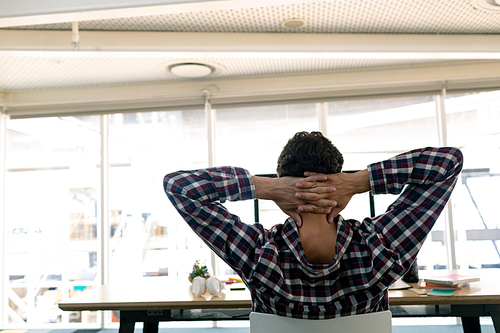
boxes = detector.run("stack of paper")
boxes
[418,273,480,296]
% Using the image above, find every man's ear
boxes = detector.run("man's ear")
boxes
[294,215,303,228]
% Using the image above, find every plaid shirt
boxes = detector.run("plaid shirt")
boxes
[164,147,463,319]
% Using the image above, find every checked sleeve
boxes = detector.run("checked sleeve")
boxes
[163,166,264,278]
[366,147,463,279]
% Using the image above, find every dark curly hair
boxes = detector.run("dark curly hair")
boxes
[277,131,343,177]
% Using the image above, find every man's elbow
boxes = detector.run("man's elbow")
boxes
[447,147,464,175]
[163,172,181,195]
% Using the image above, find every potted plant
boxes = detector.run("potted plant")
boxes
[188,260,210,283]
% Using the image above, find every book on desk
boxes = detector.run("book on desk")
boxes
[418,273,480,291]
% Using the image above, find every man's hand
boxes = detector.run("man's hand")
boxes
[295,169,370,223]
[252,175,336,227]
[275,174,337,226]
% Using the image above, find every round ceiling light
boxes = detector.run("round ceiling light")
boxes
[281,18,308,29]
[169,63,215,78]
[471,0,500,11]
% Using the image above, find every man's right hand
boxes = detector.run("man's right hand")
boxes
[295,169,370,223]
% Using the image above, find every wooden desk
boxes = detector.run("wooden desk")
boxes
[390,269,500,306]
[59,270,500,333]
[389,269,500,333]
[60,276,252,333]
[59,277,252,311]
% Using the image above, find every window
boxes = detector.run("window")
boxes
[326,95,438,169]
[108,111,212,283]
[6,116,100,325]
[215,103,318,175]
[445,91,500,269]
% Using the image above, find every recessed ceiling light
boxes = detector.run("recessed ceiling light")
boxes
[168,63,215,78]
[471,0,500,11]
[281,18,307,30]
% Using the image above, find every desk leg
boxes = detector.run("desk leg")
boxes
[119,321,136,333]
[491,316,500,333]
[144,321,159,333]
[462,317,481,333]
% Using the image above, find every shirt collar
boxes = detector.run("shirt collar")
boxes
[282,215,354,274]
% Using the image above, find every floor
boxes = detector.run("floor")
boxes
[0,325,496,333]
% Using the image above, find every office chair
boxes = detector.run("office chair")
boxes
[250,310,392,333]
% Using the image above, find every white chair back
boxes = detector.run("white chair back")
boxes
[250,310,392,333]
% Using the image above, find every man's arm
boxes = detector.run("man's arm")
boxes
[366,147,463,283]
[368,147,463,256]
[164,167,261,277]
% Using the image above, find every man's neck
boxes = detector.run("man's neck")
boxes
[297,213,338,265]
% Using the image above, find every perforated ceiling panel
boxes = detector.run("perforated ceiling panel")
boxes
[0,55,481,91]
[4,0,500,34]
[1,0,500,91]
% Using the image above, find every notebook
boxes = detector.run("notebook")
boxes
[423,273,479,286]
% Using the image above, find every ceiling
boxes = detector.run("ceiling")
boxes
[1,0,500,117]
[4,0,500,34]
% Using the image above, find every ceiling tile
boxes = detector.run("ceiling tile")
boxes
[0,55,480,91]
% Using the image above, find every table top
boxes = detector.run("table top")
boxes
[59,277,252,311]
[389,268,500,306]
[58,269,500,311]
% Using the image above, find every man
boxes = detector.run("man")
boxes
[163,131,463,319]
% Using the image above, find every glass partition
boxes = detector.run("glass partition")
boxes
[5,116,101,325]
[445,90,500,269]
[215,103,318,176]
[108,110,212,285]
[327,95,438,169]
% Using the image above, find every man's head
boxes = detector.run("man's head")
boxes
[277,131,343,178]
